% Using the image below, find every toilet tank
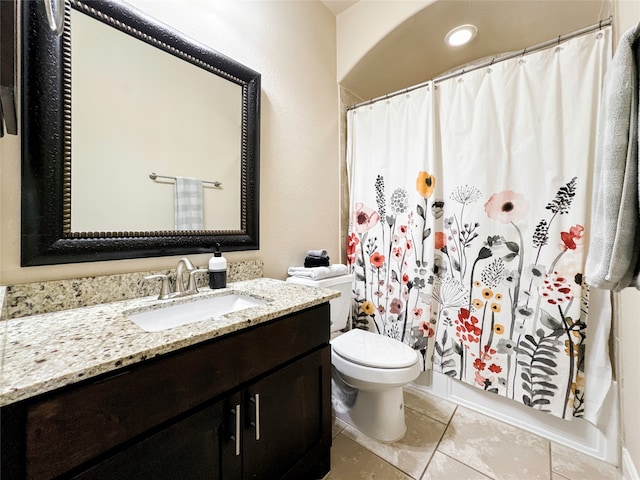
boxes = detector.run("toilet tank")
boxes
[286,274,353,332]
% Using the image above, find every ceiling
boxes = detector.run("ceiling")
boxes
[330,0,611,102]
[321,0,358,16]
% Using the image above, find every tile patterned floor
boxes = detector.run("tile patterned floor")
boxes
[326,385,621,480]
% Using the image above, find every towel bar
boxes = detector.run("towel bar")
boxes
[149,172,222,188]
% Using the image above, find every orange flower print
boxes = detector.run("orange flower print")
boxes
[416,171,436,198]
[484,190,529,224]
[360,301,375,315]
[435,231,447,250]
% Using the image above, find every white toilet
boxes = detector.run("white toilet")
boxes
[286,273,421,443]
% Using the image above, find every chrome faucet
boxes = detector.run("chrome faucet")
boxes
[145,258,208,300]
[175,257,196,294]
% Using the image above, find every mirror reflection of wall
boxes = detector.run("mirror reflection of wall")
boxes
[70,9,242,233]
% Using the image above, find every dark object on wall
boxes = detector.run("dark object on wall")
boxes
[0,0,17,136]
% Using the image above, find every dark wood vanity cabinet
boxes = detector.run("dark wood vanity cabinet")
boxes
[1,303,332,480]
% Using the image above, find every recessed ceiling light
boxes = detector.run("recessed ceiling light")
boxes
[444,24,478,47]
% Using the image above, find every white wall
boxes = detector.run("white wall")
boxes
[336,0,431,82]
[0,0,340,283]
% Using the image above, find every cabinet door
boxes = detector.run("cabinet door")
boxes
[243,346,331,480]
[73,394,242,480]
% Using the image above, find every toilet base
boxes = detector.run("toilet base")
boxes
[337,387,408,443]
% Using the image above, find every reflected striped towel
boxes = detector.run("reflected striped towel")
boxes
[174,176,204,230]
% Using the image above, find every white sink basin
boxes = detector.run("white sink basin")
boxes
[128,293,267,332]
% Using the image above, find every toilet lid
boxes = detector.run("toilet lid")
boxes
[331,329,418,368]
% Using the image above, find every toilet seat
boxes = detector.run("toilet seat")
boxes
[331,328,418,369]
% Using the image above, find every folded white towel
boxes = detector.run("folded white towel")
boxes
[307,249,329,258]
[288,264,348,280]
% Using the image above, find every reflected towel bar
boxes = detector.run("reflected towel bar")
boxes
[149,172,222,188]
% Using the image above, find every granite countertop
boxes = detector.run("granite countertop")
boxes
[0,278,339,407]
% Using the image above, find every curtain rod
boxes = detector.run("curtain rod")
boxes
[347,16,613,111]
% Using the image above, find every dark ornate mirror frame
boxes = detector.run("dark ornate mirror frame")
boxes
[21,0,260,266]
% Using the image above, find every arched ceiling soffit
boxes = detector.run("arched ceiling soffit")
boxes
[342,0,611,103]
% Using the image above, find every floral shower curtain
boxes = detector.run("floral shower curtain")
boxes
[346,85,439,369]
[346,27,611,420]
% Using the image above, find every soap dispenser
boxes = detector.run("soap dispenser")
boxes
[209,243,227,289]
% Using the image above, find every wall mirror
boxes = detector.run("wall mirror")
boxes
[21,0,260,266]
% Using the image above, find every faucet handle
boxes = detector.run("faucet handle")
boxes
[144,274,173,300]
[187,268,209,294]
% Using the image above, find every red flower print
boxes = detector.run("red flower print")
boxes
[370,252,385,268]
[402,273,410,284]
[484,190,529,224]
[412,308,424,319]
[483,345,497,355]
[455,308,482,344]
[473,358,486,371]
[488,363,502,374]
[347,233,359,265]
[419,321,435,338]
[435,231,447,250]
[392,247,403,261]
[353,203,380,233]
[389,298,403,314]
[570,225,584,238]
[475,371,488,387]
[540,272,573,305]
[399,225,408,235]
[560,224,584,250]
[560,232,576,250]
